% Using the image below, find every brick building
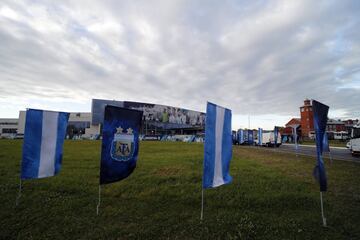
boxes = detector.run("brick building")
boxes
[300,99,314,138]
[284,99,358,140]
[326,119,346,132]
[282,118,301,142]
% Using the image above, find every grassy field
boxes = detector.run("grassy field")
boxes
[301,140,347,148]
[0,140,359,239]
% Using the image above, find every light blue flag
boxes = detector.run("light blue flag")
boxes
[21,109,69,180]
[238,129,244,144]
[203,102,232,189]
[258,128,263,145]
[274,126,279,145]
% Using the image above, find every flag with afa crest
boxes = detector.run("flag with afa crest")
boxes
[100,105,143,185]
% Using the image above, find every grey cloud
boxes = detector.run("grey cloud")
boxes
[0,0,359,119]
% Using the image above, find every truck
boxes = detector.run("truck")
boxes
[260,131,282,147]
[349,124,360,156]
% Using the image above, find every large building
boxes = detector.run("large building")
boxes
[91,99,205,136]
[5,99,205,139]
[17,111,99,139]
[0,118,18,138]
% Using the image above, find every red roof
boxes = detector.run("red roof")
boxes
[285,118,301,127]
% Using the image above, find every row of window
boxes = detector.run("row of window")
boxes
[300,107,312,112]
[0,122,18,125]
[1,128,17,134]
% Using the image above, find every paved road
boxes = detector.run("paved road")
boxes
[243,144,360,163]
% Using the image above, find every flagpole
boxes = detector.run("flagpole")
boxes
[200,188,204,221]
[96,185,101,215]
[294,127,298,158]
[15,179,22,206]
[328,151,333,164]
[320,191,327,227]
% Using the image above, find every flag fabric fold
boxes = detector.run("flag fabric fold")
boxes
[312,100,329,192]
[202,102,232,189]
[323,132,330,152]
[100,105,143,185]
[21,109,69,180]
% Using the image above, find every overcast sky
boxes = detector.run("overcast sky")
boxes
[0,0,359,129]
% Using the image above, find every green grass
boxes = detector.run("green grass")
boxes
[301,140,347,148]
[0,140,359,239]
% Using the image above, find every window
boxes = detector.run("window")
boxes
[301,108,304,112]
[2,128,17,134]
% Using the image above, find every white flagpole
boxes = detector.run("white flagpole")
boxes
[15,179,22,206]
[294,127,298,158]
[200,189,204,221]
[96,185,101,215]
[328,151,333,164]
[320,192,327,227]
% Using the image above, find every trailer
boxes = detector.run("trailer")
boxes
[349,124,360,156]
[260,131,282,147]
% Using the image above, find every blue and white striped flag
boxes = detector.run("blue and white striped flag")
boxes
[258,128,263,145]
[21,109,69,180]
[202,102,232,189]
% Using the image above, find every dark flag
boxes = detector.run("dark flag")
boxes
[312,100,329,192]
[100,106,143,185]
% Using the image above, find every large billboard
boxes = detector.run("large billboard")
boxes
[91,99,205,130]
[92,99,124,125]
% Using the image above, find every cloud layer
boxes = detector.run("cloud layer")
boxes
[0,0,359,123]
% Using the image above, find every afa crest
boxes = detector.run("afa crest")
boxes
[110,126,135,161]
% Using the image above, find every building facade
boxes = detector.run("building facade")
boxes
[300,99,314,138]
[0,118,18,138]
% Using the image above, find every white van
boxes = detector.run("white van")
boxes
[260,131,282,147]
[350,125,360,156]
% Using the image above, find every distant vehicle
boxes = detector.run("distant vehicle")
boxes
[346,141,351,149]
[333,131,348,141]
[142,135,161,141]
[260,131,282,147]
[349,124,360,156]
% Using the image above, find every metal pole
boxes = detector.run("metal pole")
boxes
[294,127,298,158]
[96,185,101,215]
[328,151,333,165]
[15,179,22,206]
[200,189,204,221]
[320,192,327,227]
